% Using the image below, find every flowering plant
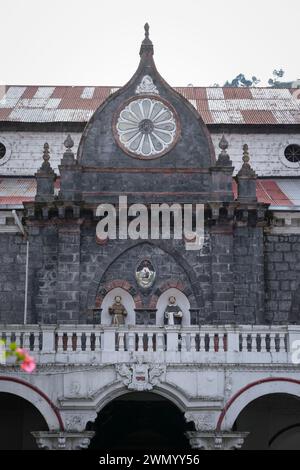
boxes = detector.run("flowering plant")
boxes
[0,340,36,373]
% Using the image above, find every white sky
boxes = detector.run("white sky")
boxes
[1,0,299,87]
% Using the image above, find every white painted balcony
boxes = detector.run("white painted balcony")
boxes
[1,324,300,366]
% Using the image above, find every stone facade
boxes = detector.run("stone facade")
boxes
[2,225,299,326]
[0,233,27,323]
[1,25,300,451]
[265,234,300,323]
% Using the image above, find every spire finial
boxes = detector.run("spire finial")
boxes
[219,135,228,152]
[64,134,74,151]
[61,134,76,166]
[140,23,154,57]
[38,142,55,175]
[237,143,256,177]
[242,144,250,164]
[36,142,56,201]
[237,143,257,202]
[43,142,50,163]
[216,135,232,166]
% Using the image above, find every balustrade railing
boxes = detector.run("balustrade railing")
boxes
[0,324,297,364]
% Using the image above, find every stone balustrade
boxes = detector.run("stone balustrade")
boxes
[1,324,299,365]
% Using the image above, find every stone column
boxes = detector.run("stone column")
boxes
[31,431,95,450]
[185,431,249,450]
[56,222,81,323]
[210,228,235,323]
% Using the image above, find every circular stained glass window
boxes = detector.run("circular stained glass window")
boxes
[115,97,179,159]
[284,144,300,163]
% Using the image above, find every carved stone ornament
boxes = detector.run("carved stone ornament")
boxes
[65,415,83,431]
[31,431,95,450]
[135,259,156,289]
[184,412,215,431]
[116,359,165,391]
[114,97,179,159]
[185,431,249,450]
[136,75,159,95]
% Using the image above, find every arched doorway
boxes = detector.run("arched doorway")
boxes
[234,393,300,450]
[0,393,48,450]
[87,392,193,450]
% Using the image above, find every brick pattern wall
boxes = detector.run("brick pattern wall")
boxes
[234,227,265,324]
[0,234,27,322]
[0,131,300,176]
[211,132,300,176]
[0,132,81,175]
[265,234,300,323]
[29,225,58,324]
[1,222,300,325]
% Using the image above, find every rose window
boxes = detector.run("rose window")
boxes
[115,98,178,158]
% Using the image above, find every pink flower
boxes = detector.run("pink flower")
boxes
[16,347,26,357]
[20,353,36,373]
[16,348,36,373]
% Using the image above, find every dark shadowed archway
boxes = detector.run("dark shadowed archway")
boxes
[87,392,193,450]
[234,393,300,450]
[0,392,48,450]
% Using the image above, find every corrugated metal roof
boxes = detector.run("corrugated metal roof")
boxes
[0,178,299,208]
[276,180,300,205]
[0,85,299,125]
[0,178,36,206]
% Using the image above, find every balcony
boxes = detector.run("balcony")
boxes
[1,324,299,366]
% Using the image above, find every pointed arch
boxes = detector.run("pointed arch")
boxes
[86,240,204,310]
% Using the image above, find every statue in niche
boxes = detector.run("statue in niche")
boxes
[109,296,128,326]
[164,296,183,326]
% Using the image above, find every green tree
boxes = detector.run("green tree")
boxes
[223,73,260,87]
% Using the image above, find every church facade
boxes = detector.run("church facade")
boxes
[0,26,300,450]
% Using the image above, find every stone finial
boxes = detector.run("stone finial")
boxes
[43,142,50,163]
[216,135,232,166]
[140,23,154,56]
[236,143,257,202]
[242,144,250,164]
[64,134,74,151]
[219,135,228,152]
[39,142,54,173]
[237,144,257,178]
[35,143,56,202]
[60,134,76,166]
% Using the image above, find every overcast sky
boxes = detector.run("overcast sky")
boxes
[1,0,299,87]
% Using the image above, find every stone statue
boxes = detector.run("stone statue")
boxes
[164,296,183,326]
[108,296,127,326]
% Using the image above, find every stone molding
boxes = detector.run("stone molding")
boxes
[31,431,95,450]
[185,431,249,450]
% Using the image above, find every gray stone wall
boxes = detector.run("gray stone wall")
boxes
[0,233,27,323]
[28,224,58,324]
[1,222,299,325]
[234,227,265,324]
[265,234,300,323]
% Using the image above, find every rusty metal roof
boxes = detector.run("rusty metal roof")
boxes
[0,177,299,209]
[0,85,299,125]
[0,178,36,206]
